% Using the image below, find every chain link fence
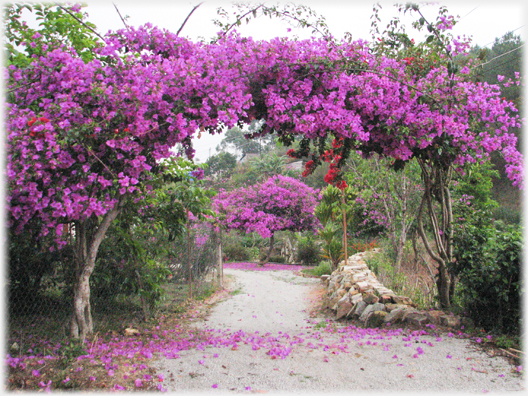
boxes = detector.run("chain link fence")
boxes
[7,223,223,344]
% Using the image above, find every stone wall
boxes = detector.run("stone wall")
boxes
[321,249,467,329]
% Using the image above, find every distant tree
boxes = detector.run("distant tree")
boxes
[249,153,299,181]
[474,32,523,105]
[345,153,423,271]
[470,32,523,210]
[214,175,320,264]
[216,126,270,159]
[204,152,237,179]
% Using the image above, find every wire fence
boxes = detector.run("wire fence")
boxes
[7,223,223,343]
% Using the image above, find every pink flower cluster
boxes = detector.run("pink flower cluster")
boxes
[6,22,523,246]
[213,175,320,238]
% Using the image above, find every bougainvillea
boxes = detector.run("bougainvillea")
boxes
[6,3,524,334]
[213,175,320,239]
[7,23,523,244]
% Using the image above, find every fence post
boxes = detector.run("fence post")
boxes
[187,211,193,299]
[217,227,223,288]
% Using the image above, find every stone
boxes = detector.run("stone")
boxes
[353,301,368,317]
[359,304,376,322]
[440,315,461,328]
[320,275,330,282]
[343,282,352,291]
[350,293,363,304]
[336,300,354,320]
[356,281,370,293]
[363,292,379,305]
[378,294,393,304]
[367,311,388,328]
[337,288,347,298]
[392,295,414,306]
[342,265,368,272]
[370,302,386,312]
[360,303,386,323]
[404,312,430,327]
[124,328,140,336]
[348,287,359,296]
[352,271,371,282]
[385,303,407,312]
[426,310,446,325]
[383,307,407,324]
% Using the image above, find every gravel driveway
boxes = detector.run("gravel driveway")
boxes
[154,268,524,393]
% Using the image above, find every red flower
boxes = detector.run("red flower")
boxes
[336,180,347,191]
[302,160,315,177]
[27,117,37,127]
[331,138,342,149]
[39,117,49,123]
[286,149,296,158]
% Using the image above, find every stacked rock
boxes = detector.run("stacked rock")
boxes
[321,249,464,329]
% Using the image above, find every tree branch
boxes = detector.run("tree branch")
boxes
[176,2,203,37]
[112,2,129,30]
[216,4,264,40]
[55,4,104,41]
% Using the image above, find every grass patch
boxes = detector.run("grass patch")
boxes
[301,261,333,277]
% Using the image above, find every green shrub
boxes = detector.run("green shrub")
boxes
[451,221,522,335]
[493,206,521,225]
[269,255,286,263]
[296,235,322,265]
[222,244,252,262]
[303,261,333,277]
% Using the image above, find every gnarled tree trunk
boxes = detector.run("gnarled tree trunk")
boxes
[260,234,275,266]
[416,160,454,309]
[70,200,122,340]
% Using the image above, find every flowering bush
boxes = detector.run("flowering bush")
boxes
[6,2,524,335]
[214,175,320,239]
[214,175,319,263]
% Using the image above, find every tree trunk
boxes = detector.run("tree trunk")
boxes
[260,234,274,265]
[416,160,454,309]
[70,201,122,340]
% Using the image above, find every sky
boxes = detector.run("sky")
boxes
[77,1,528,161]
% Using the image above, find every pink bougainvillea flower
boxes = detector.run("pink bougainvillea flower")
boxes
[89,376,96,381]
[135,378,143,388]
[32,369,41,377]
[212,384,218,388]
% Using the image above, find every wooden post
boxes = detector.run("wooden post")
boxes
[187,210,192,299]
[217,227,223,288]
[342,190,348,266]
